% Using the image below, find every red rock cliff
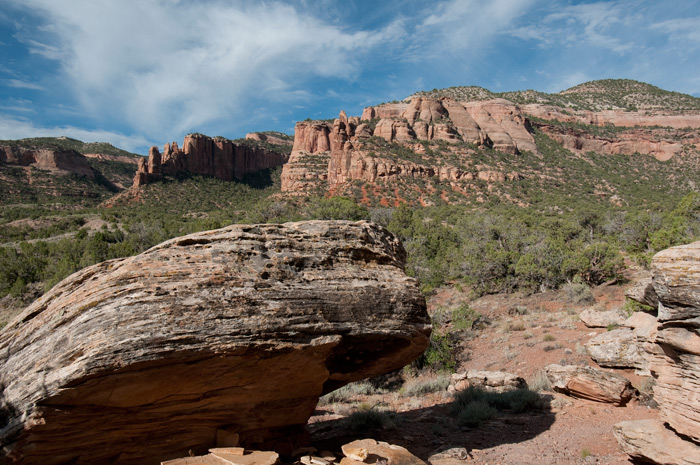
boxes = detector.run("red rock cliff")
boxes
[0,145,95,179]
[133,134,290,188]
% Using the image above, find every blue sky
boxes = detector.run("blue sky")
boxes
[1,0,699,154]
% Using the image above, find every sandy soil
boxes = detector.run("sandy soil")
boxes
[306,273,657,465]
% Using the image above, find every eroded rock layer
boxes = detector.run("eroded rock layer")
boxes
[133,134,289,188]
[0,221,430,465]
[280,96,534,196]
[0,145,94,178]
[616,241,700,463]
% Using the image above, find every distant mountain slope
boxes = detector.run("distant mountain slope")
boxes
[0,137,141,208]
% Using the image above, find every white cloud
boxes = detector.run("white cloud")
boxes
[7,0,405,139]
[7,79,44,90]
[651,17,700,45]
[510,1,636,54]
[0,115,151,153]
[418,0,536,53]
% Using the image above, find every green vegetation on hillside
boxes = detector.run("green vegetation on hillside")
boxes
[414,79,700,112]
[0,137,140,158]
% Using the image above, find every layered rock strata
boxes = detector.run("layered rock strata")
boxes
[0,145,94,178]
[544,364,635,405]
[616,241,700,462]
[0,221,430,465]
[281,96,534,195]
[133,134,289,188]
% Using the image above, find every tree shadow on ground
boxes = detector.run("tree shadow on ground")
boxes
[308,394,557,461]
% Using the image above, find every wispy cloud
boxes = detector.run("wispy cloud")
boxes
[7,79,44,90]
[7,0,405,139]
[651,16,700,45]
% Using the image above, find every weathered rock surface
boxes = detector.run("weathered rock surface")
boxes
[616,241,700,463]
[644,242,700,442]
[0,221,430,465]
[340,439,426,465]
[162,449,279,465]
[579,307,626,328]
[613,419,700,465]
[448,370,527,393]
[544,364,635,405]
[133,134,289,188]
[280,96,534,196]
[625,277,659,309]
[0,144,94,178]
[585,328,647,370]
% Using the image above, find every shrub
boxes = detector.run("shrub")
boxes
[527,370,552,392]
[451,304,480,331]
[412,332,458,373]
[400,374,451,397]
[452,386,542,427]
[564,281,595,304]
[344,409,395,432]
[318,381,377,405]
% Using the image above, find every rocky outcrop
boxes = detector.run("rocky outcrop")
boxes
[613,419,700,465]
[0,145,94,178]
[245,132,293,147]
[585,328,647,371]
[544,364,635,405]
[616,241,700,463]
[133,134,290,188]
[281,96,533,196]
[448,370,527,393]
[538,124,696,161]
[340,439,426,465]
[0,221,430,465]
[359,97,536,153]
[579,307,626,328]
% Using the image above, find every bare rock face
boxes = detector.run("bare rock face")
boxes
[625,277,659,309]
[0,145,94,178]
[448,370,527,393]
[579,308,627,328]
[645,242,700,442]
[133,134,289,188]
[613,419,700,465]
[544,364,635,405]
[0,221,430,465]
[616,241,700,463]
[280,96,533,197]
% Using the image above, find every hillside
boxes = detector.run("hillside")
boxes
[0,136,141,210]
[2,79,700,324]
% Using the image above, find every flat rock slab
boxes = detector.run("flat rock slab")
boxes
[544,364,635,405]
[613,419,700,465]
[0,221,430,465]
[340,439,426,465]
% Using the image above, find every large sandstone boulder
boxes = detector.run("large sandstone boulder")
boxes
[585,328,647,371]
[0,221,430,465]
[544,364,635,405]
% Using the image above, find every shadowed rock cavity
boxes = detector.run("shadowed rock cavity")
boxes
[0,220,430,465]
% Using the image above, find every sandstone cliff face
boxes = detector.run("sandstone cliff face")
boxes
[0,220,430,465]
[0,145,95,179]
[616,241,700,462]
[133,134,290,188]
[280,96,534,197]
